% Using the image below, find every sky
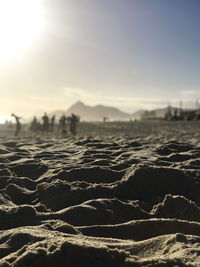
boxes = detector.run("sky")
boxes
[0,0,200,119]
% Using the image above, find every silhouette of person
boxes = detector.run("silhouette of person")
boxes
[103,117,108,123]
[42,113,49,133]
[30,116,38,132]
[59,114,67,135]
[11,113,21,136]
[70,113,79,136]
[50,115,55,132]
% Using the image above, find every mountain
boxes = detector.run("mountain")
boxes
[50,101,134,121]
[49,101,192,122]
[66,101,134,121]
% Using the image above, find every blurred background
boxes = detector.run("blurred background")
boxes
[0,0,200,125]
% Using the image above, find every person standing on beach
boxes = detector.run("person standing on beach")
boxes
[50,115,55,132]
[11,113,22,136]
[70,113,79,136]
[42,113,49,134]
[30,116,38,133]
[59,114,67,135]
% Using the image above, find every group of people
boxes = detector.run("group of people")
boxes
[11,113,80,136]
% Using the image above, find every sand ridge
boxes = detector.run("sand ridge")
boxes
[0,133,200,266]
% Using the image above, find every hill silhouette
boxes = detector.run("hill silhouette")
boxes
[50,101,135,121]
[48,101,189,122]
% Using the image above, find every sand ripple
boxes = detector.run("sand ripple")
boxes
[1,135,200,266]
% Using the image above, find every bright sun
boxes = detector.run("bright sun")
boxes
[0,0,45,63]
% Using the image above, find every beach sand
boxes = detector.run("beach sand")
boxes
[1,121,200,266]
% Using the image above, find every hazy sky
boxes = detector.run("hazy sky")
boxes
[0,0,200,118]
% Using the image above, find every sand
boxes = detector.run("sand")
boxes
[1,121,200,266]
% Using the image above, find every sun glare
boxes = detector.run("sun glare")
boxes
[0,115,11,124]
[0,0,45,63]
